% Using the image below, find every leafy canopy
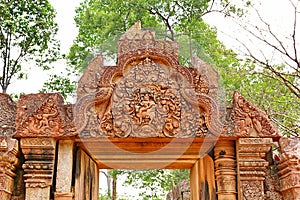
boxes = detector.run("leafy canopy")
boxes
[0,0,60,93]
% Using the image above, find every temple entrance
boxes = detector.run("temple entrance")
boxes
[70,21,223,199]
[6,21,289,200]
[74,137,217,200]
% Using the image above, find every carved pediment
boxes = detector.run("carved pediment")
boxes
[14,93,77,138]
[74,22,223,138]
[231,91,279,137]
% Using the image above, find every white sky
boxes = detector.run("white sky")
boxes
[8,0,82,95]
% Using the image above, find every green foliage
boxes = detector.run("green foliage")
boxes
[68,0,298,198]
[40,74,76,100]
[98,194,110,200]
[0,0,60,93]
[68,0,247,71]
[239,70,300,136]
[121,169,189,199]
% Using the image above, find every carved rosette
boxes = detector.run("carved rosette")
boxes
[278,137,300,200]
[237,138,273,200]
[14,93,77,138]
[0,137,19,199]
[231,91,279,137]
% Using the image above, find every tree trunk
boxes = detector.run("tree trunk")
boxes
[112,176,117,200]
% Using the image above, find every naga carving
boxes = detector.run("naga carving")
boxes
[231,91,279,137]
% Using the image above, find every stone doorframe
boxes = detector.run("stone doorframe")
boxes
[0,21,299,200]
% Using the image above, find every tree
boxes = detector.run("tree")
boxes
[68,0,299,198]
[68,0,249,70]
[234,0,299,99]
[122,169,190,199]
[0,0,60,93]
[221,0,300,136]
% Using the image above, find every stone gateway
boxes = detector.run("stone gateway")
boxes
[0,22,299,200]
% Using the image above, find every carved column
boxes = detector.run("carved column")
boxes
[20,138,56,200]
[237,138,272,200]
[0,137,19,199]
[214,140,237,200]
[278,137,300,200]
[54,140,74,200]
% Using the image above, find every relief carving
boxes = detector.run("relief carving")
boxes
[14,93,77,138]
[76,56,221,138]
[73,22,223,138]
[77,55,107,98]
[0,137,19,199]
[241,181,263,200]
[231,91,279,137]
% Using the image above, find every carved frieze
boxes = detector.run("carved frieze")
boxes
[14,93,77,138]
[241,181,263,200]
[231,91,279,137]
[0,94,16,136]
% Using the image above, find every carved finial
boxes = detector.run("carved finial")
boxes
[119,21,143,40]
[128,20,141,31]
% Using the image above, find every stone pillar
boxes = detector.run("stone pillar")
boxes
[278,137,300,200]
[20,138,56,200]
[54,140,74,200]
[237,138,272,200]
[214,140,237,200]
[0,137,19,200]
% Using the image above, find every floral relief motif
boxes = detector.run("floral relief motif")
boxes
[18,95,63,136]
